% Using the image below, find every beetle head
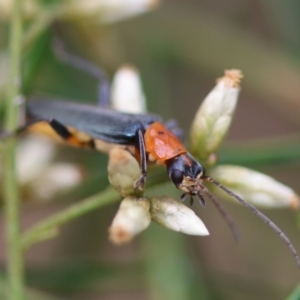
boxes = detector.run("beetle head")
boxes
[166,153,204,197]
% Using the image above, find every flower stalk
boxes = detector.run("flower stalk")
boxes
[21,187,119,250]
[3,0,24,299]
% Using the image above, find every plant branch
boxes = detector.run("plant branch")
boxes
[3,0,24,299]
[21,167,171,250]
[21,188,119,249]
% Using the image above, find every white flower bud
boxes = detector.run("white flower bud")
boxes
[30,163,83,201]
[209,165,299,209]
[17,135,56,184]
[111,65,147,113]
[190,70,243,164]
[108,196,151,244]
[61,0,159,23]
[107,147,142,196]
[150,196,209,236]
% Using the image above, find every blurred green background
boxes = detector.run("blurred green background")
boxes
[1,0,300,299]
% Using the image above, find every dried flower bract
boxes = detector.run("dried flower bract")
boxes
[217,69,243,88]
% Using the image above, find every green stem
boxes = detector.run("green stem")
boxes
[20,167,169,250]
[21,188,119,250]
[3,0,24,299]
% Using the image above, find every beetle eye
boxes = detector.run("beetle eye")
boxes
[195,169,203,179]
[170,170,184,186]
[194,165,204,179]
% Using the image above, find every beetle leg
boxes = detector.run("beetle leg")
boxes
[52,35,110,108]
[134,128,147,191]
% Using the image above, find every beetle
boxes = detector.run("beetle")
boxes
[5,36,300,268]
[25,98,201,193]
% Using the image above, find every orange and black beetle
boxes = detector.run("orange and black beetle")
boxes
[25,98,205,200]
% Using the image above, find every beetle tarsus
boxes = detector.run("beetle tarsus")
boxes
[180,193,187,202]
[197,193,206,207]
[134,174,146,191]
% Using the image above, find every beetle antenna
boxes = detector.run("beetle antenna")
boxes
[203,175,300,268]
[198,181,240,242]
[197,193,206,207]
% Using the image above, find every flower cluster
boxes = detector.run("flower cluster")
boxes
[4,49,298,242]
[107,67,299,244]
